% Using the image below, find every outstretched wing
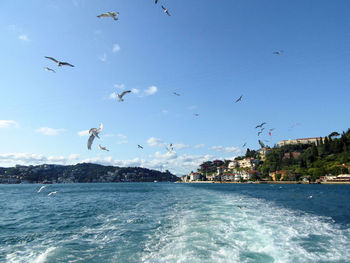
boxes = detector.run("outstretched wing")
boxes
[97,13,109,18]
[45,56,59,63]
[162,5,166,10]
[87,134,95,150]
[97,123,103,134]
[120,90,131,98]
[155,0,158,3]
[60,62,74,67]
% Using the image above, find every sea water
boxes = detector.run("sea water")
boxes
[1,183,349,263]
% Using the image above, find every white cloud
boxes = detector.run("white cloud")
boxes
[117,140,128,145]
[109,92,117,100]
[0,120,19,128]
[0,152,79,166]
[194,144,205,149]
[131,88,140,94]
[172,143,190,150]
[77,130,89,137]
[211,145,242,154]
[147,137,165,147]
[117,133,127,139]
[145,86,158,95]
[18,34,29,42]
[99,53,107,62]
[112,44,120,53]
[36,127,65,136]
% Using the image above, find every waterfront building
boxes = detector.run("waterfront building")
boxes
[189,172,201,182]
[278,137,325,147]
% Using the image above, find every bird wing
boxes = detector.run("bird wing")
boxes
[162,5,166,10]
[87,134,95,150]
[60,62,74,67]
[45,56,59,63]
[155,0,158,3]
[97,123,103,134]
[120,90,131,98]
[97,13,109,18]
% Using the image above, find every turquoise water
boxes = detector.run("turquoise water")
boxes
[1,183,350,263]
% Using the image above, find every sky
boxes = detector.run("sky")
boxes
[1,0,350,175]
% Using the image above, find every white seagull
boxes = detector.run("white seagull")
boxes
[118,90,131,102]
[97,12,119,21]
[45,57,74,67]
[88,123,103,150]
[98,144,109,151]
[44,67,56,73]
[48,191,57,196]
[37,185,47,193]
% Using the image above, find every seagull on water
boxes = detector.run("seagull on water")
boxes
[98,144,109,151]
[138,144,144,149]
[118,90,131,102]
[45,57,74,67]
[97,12,119,21]
[44,67,56,73]
[162,5,171,16]
[37,185,47,193]
[88,123,103,150]
[48,191,57,196]
[235,95,243,103]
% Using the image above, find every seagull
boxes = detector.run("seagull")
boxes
[258,131,263,136]
[194,113,199,117]
[118,90,131,102]
[37,185,47,193]
[235,95,243,103]
[138,144,144,149]
[242,143,247,147]
[98,144,109,151]
[273,50,283,55]
[97,11,119,21]
[44,67,56,73]
[162,5,170,16]
[165,143,174,153]
[88,123,103,150]
[155,0,158,3]
[48,191,57,196]
[255,122,266,129]
[45,57,74,67]
[173,92,180,96]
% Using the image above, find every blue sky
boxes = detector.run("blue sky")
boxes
[1,0,350,174]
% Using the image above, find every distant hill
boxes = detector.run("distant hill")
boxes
[0,163,179,184]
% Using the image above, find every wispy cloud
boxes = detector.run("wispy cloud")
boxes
[18,34,30,42]
[77,130,89,137]
[0,120,19,128]
[109,92,118,100]
[172,143,190,150]
[36,127,65,136]
[211,145,242,154]
[188,105,198,110]
[114,84,126,90]
[98,53,107,62]
[0,153,79,166]
[117,133,127,139]
[145,86,158,95]
[116,140,128,145]
[162,110,168,115]
[132,88,140,94]
[112,44,120,53]
[194,144,205,149]
[147,137,165,147]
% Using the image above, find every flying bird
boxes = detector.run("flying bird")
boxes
[45,57,74,67]
[258,140,265,148]
[162,5,170,16]
[235,95,243,103]
[155,0,158,3]
[118,90,131,102]
[37,185,47,193]
[258,131,263,136]
[194,113,199,117]
[273,50,283,55]
[44,67,56,73]
[48,191,57,196]
[98,144,109,151]
[242,143,247,147]
[138,144,144,149]
[255,122,266,129]
[97,11,119,21]
[173,92,180,96]
[166,143,174,153]
[87,123,103,150]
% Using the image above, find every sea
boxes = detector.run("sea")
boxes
[1,183,350,263]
